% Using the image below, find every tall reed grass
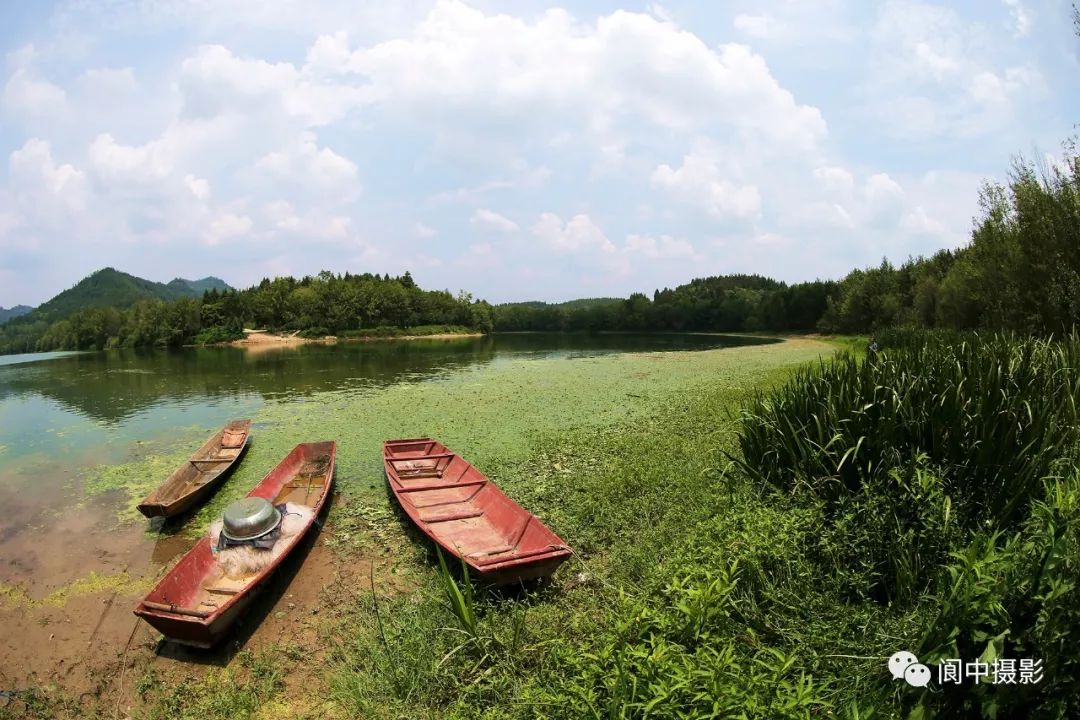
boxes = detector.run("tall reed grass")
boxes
[736,330,1080,717]
[737,331,1080,532]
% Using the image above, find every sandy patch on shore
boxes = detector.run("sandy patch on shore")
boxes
[227,330,482,350]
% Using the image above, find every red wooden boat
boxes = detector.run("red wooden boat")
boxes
[137,420,251,519]
[384,438,572,585]
[133,441,336,648]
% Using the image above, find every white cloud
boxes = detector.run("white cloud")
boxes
[89,133,174,182]
[305,1,826,150]
[652,152,762,220]
[255,132,361,199]
[813,166,855,196]
[868,1,1046,138]
[733,13,780,39]
[470,208,519,233]
[9,139,86,210]
[184,174,211,201]
[414,222,437,238]
[624,234,697,260]
[2,57,67,119]
[1002,0,1032,36]
[178,44,369,127]
[205,212,252,246]
[78,67,137,97]
[532,213,615,254]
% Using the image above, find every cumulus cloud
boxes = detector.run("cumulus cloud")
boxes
[470,209,519,233]
[532,213,615,254]
[0,0,1042,304]
[297,1,826,150]
[867,0,1045,138]
[414,222,437,238]
[651,152,762,220]
[2,46,67,121]
[205,212,253,246]
[623,234,697,260]
[9,139,86,210]
[255,132,361,200]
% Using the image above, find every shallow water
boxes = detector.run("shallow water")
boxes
[0,333,771,593]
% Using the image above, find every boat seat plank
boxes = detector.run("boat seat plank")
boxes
[420,509,485,524]
[390,452,455,461]
[397,479,486,493]
[412,486,484,509]
[142,601,213,618]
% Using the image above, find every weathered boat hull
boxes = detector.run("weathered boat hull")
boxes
[384,437,572,585]
[137,420,252,519]
[133,441,336,647]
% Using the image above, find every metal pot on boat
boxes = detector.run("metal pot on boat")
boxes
[221,497,280,541]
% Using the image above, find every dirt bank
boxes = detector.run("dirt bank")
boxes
[227,330,483,349]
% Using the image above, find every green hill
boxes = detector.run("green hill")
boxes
[0,268,235,353]
[32,268,231,321]
[0,305,32,324]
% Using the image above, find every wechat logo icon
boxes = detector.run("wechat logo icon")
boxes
[889,651,931,688]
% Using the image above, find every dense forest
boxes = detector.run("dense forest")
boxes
[0,270,493,354]
[496,142,1080,337]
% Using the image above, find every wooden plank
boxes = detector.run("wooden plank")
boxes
[470,546,569,568]
[420,509,484,524]
[397,479,486,493]
[142,601,213,618]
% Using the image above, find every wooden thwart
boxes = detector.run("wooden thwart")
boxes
[397,479,486,493]
[142,601,212,618]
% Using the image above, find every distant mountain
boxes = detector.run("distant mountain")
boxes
[166,276,231,295]
[497,297,623,310]
[0,305,33,324]
[32,268,233,321]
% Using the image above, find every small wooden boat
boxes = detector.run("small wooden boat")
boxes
[137,420,252,519]
[134,441,336,648]
[384,438,572,585]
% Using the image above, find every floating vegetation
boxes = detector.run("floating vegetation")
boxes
[0,570,151,610]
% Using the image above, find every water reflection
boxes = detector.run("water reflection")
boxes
[0,333,777,462]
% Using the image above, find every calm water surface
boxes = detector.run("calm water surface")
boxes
[0,333,772,594]
[0,333,770,465]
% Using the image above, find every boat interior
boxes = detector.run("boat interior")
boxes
[384,438,569,571]
[142,443,332,620]
[151,420,251,502]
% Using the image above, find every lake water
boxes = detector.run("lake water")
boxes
[0,333,771,466]
[0,332,779,684]
[0,333,773,588]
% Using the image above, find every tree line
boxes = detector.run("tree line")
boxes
[496,142,1080,337]
[0,271,494,353]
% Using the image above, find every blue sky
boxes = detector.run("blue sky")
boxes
[0,0,1076,306]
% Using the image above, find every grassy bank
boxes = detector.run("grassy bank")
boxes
[31,337,831,719]
[35,331,1077,718]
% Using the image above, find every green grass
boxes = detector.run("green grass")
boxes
[83,336,1024,719]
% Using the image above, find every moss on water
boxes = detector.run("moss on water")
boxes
[84,446,201,524]
[41,570,150,606]
[0,581,33,609]
[81,339,832,540]
[0,570,150,609]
